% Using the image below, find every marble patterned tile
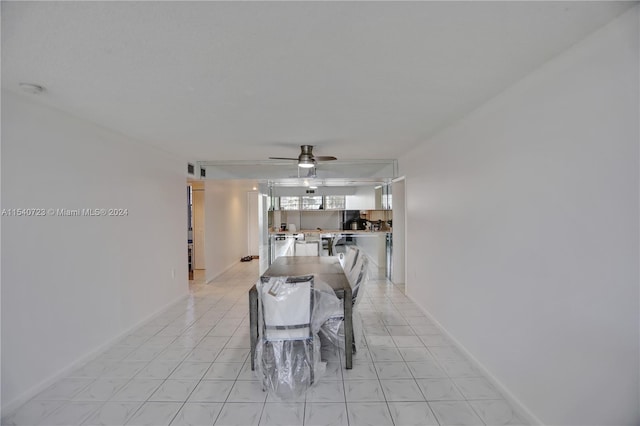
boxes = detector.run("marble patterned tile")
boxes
[411,325,442,335]
[304,402,348,426]
[155,347,192,362]
[188,380,235,402]
[225,335,250,349]
[185,348,222,363]
[385,325,414,335]
[407,360,448,379]
[149,380,199,402]
[135,360,181,379]
[258,403,304,426]
[215,348,249,363]
[391,336,425,348]
[388,401,439,426]
[380,379,425,402]
[198,336,230,349]
[170,402,223,426]
[168,362,212,380]
[370,347,404,362]
[319,361,343,382]
[236,361,260,381]
[82,401,143,426]
[204,363,243,380]
[213,402,263,426]
[144,335,178,347]
[73,378,129,401]
[344,380,385,402]
[124,346,165,362]
[103,361,149,378]
[429,401,484,426]
[305,380,345,403]
[347,402,394,426]
[416,378,465,401]
[365,336,396,347]
[342,363,378,380]
[398,347,435,362]
[226,380,268,403]
[125,402,182,426]
[374,361,413,379]
[110,379,164,401]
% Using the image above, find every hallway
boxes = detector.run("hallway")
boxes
[3,262,527,426]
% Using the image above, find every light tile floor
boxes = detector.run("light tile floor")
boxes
[3,261,529,426]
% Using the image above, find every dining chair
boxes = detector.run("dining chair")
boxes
[254,275,320,399]
[348,254,369,305]
[322,253,369,352]
[341,246,360,272]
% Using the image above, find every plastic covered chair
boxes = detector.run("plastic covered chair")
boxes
[254,275,339,400]
[341,246,359,272]
[322,254,369,351]
[348,253,368,304]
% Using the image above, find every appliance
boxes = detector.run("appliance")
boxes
[269,145,337,168]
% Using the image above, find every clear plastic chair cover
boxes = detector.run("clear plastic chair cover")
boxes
[254,275,341,400]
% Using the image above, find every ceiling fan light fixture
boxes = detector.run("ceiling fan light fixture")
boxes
[298,159,315,168]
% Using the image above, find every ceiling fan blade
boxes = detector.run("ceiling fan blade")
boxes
[268,157,298,160]
[315,156,337,161]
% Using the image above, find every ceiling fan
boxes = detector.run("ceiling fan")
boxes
[269,145,337,168]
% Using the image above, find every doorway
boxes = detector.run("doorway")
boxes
[188,181,206,282]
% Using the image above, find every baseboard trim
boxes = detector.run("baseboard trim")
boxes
[1,291,189,417]
[205,259,241,284]
[404,292,544,426]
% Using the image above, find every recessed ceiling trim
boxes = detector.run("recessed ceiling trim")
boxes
[198,159,398,180]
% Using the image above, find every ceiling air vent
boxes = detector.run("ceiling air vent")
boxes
[187,163,195,175]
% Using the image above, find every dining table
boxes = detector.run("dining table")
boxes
[249,255,354,370]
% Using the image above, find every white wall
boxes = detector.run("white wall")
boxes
[391,179,405,284]
[192,187,205,269]
[345,186,376,210]
[247,192,260,257]
[204,180,249,282]
[399,8,639,426]
[300,211,341,230]
[353,234,386,270]
[1,91,189,411]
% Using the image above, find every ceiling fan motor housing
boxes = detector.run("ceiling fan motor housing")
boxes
[298,145,316,167]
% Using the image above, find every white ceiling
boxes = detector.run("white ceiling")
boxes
[2,1,634,163]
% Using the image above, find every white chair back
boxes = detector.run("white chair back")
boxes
[259,276,313,340]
